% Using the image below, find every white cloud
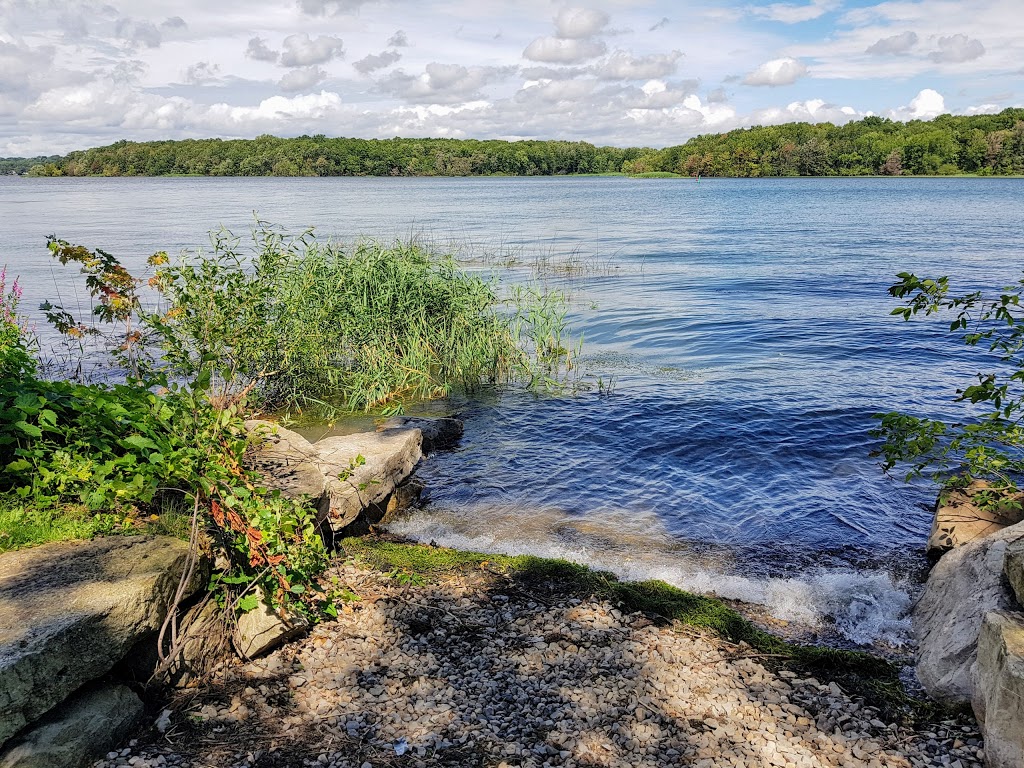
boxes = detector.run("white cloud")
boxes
[353,50,402,74]
[523,37,608,64]
[928,34,985,63]
[380,63,513,104]
[279,66,327,91]
[889,88,947,120]
[554,7,610,39]
[114,18,162,48]
[865,31,918,56]
[597,50,682,80]
[184,61,221,85]
[297,0,374,16]
[749,0,839,24]
[743,57,808,86]
[246,37,280,63]
[387,30,410,47]
[280,33,344,67]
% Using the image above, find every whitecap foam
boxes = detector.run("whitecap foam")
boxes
[387,504,916,647]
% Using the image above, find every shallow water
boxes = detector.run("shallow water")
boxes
[4,175,1022,646]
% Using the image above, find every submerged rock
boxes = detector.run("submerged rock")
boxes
[927,480,1024,559]
[0,684,143,768]
[0,536,205,748]
[972,609,1024,768]
[913,521,1024,703]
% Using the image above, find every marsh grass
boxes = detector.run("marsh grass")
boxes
[138,226,583,415]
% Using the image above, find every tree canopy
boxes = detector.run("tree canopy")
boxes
[9,108,1024,178]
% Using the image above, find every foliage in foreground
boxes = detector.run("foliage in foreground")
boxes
[873,272,1024,503]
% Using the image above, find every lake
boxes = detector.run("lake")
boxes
[4,175,1022,646]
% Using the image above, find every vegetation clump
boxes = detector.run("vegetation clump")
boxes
[874,271,1024,506]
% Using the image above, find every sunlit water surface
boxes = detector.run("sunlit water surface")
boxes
[4,175,1023,647]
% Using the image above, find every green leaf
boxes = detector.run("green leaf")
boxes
[123,434,159,451]
[38,409,58,427]
[5,459,32,472]
[14,421,42,438]
[236,594,260,613]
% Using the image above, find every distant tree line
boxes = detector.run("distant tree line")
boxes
[13,108,1024,178]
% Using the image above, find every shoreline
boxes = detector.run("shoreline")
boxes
[90,535,981,768]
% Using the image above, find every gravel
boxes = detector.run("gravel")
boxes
[93,563,983,768]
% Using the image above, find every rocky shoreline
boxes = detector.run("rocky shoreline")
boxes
[91,553,983,768]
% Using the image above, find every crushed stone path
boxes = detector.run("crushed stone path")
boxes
[94,563,983,768]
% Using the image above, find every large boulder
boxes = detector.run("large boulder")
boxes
[0,684,143,768]
[377,416,463,454]
[972,610,1024,768]
[244,420,330,517]
[1005,537,1024,608]
[0,536,206,748]
[927,480,1024,558]
[913,521,1024,703]
[315,429,423,534]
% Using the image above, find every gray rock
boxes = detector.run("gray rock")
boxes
[927,480,1024,558]
[234,599,310,659]
[0,684,143,768]
[972,610,1024,768]
[314,429,423,533]
[0,536,205,748]
[1005,537,1024,609]
[378,416,463,453]
[913,521,1024,703]
[244,420,329,518]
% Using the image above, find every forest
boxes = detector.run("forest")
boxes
[6,107,1024,178]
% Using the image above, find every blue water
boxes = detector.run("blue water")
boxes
[4,175,1022,644]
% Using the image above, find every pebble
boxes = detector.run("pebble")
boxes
[90,563,984,768]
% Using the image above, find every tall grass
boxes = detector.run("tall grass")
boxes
[149,226,578,414]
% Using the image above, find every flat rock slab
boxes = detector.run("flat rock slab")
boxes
[0,536,204,748]
[315,429,423,532]
[377,416,463,453]
[973,610,1024,768]
[244,420,329,515]
[0,684,142,768]
[927,480,1024,558]
[913,521,1024,703]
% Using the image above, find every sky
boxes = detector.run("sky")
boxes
[0,0,1021,156]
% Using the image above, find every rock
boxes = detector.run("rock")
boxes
[0,536,206,748]
[927,480,1024,558]
[913,521,1024,702]
[234,599,310,659]
[972,610,1024,768]
[377,416,463,453]
[244,420,330,517]
[314,429,423,534]
[1005,537,1024,608]
[0,684,143,768]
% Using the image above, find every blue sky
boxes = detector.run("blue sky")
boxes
[0,0,1020,155]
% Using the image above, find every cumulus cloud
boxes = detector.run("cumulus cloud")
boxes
[554,7,609,39]
[184,61,221,85]
[597,50,683,80]
[749,0,839,24]
[929,34,985,63]
[280,33,344,67]
[297,0,373,16]
[353,50,402,74]
[114,18,162,48]
[161,16,187,30]
[246,36,279,62]
[866,31,918,55]
[379,63,514,104]
[387,30,410,47]
[742,57,808,86]
[888,88,946,120]
[523,37,607,64]
[279,66,328,92]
